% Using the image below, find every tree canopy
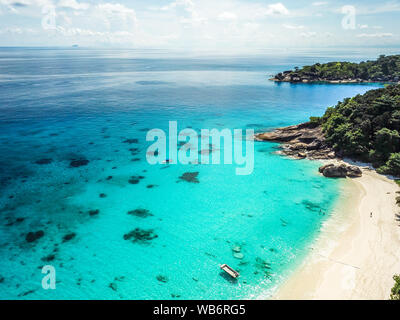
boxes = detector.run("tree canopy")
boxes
[316,84,400,176]
[288,54,400,82]
[391,274,400,300]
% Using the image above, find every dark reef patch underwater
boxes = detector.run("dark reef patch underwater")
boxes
[178,172,200,183]
[127,208,153,218]
[69,159,90,168]
[35,159,53,165]
[25,231,45,243]
[123,228,158,244]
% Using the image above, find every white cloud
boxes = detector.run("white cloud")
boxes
[300,31,317,38]
[0,26,37,34]
[96,3,135,16]
[159,0,206,27]
[161,0,194,11]
[242,22,259,30]
[53,27,136,38]
[0,0,53,15]
[0,0,29,14]
[94,3,138,30]
[283,24,305,30]
[312,1,328,6]
[356,32,394,38]
[56,26,99,36]
[261,3,289,16]
[217,11,237,21]
[38,2,139,36]
[0,0,398,49]
[0,0,30,5]
[351,2,400,15]
[0,0,52,7]
[58,0,89,11]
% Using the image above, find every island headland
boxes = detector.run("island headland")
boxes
[270,54,400,84]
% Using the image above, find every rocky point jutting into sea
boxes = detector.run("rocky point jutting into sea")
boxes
[255,122,363,178]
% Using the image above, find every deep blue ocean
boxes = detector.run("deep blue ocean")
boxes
[0,48,383,299]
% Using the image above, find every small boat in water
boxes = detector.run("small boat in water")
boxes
[220,264,239,279]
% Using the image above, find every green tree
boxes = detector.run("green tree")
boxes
[280,54,400,82]
[319,84,400,176]
[391,274,400,300]
[374,128,400,159]
[377,153,400,176]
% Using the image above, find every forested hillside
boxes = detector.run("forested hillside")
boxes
[316,84,400,176]
[272,54,400,83]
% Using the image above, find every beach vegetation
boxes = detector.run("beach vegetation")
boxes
[391,274,400,300]
[309,116,322,125]
[377,153,400,176]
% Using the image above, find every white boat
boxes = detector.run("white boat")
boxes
[220,264,239,279]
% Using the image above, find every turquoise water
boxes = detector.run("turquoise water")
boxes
[0,48,382,299]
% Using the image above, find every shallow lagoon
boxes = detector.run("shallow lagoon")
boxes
[0,48,381,299]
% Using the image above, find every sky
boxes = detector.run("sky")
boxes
[0,0,399,51]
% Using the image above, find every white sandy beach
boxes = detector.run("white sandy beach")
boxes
[274,169,400,300]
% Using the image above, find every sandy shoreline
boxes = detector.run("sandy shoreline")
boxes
[273,169,400,300]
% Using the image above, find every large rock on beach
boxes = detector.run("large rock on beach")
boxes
[319,163,362,178]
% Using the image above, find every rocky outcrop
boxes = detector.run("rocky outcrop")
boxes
[255,122,336,160]
[319,163,362,178]
[270,71,400,84]
[269,72,373,84]
[256,122,363,178]
[346,166,363,178]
